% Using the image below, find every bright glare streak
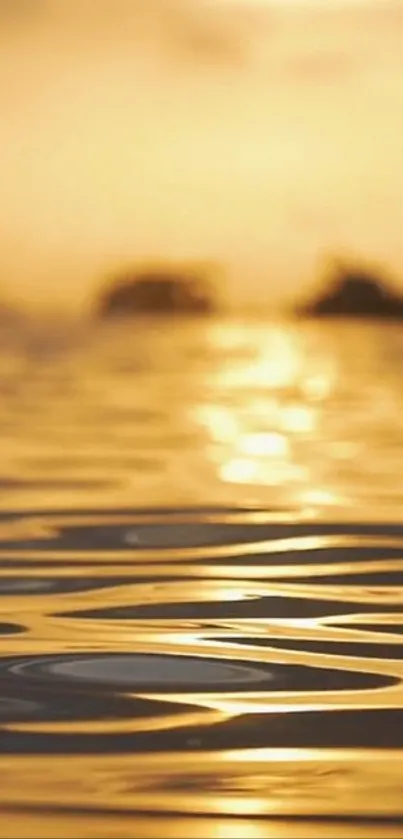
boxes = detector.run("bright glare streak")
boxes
[240,432,288,457]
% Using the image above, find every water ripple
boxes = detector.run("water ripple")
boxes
[0,506,402,831]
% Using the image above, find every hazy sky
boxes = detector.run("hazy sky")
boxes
[1,0,403,310]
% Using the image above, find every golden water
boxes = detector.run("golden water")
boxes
[0,318,402,838]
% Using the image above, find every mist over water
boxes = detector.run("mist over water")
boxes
[0,315,402,837]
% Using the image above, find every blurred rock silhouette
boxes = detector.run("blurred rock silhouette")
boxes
[95,266,219,319]
[297,260,403,319]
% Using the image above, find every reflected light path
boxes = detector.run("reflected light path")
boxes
[193,322,343,514]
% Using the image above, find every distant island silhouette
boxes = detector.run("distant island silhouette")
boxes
[297,261,403,320]
[95,266,219,319]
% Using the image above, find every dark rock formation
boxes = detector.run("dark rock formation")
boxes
[297,261,403,320]
[96,267,218,319]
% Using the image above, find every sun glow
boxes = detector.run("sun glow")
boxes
[190,323,342,515]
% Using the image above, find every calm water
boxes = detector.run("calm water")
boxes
[1,317,403,838]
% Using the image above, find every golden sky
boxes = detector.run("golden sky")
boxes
[1,0,403,310]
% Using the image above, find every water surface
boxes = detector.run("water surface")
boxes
[1,318,402,838]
